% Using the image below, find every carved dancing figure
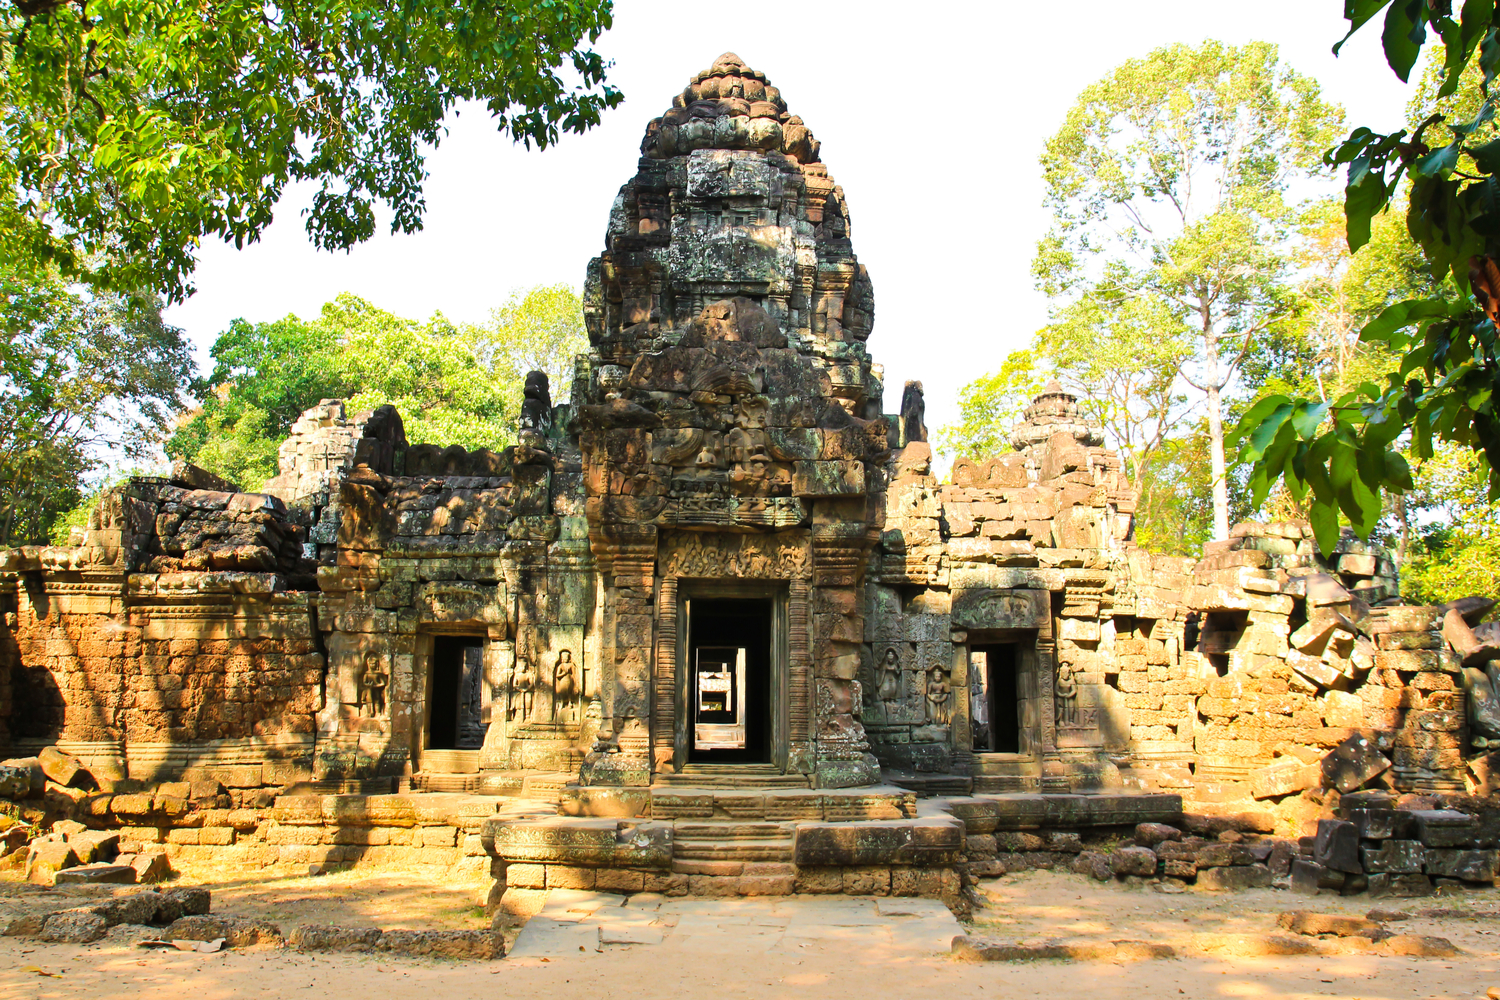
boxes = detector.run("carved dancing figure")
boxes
[925,661,951,726]
[1055,662,1077,726]
[553,649,579,721]
[514,656,537,721]
[359,652,389,717]
[877,647,901,704]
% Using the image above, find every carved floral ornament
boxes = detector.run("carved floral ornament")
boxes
[659,531,811,579]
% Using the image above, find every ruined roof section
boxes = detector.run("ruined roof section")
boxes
[642,52,820,163]
[1010,381,1106,452]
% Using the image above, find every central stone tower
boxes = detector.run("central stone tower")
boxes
[573,52,889,791]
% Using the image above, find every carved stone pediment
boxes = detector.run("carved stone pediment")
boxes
[951,588,1049,631]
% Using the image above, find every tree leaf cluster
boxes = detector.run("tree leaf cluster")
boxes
[0,0,621,302]
[1234,2,1500,555]
[0,263,193,544]
[1033,40,1345,541]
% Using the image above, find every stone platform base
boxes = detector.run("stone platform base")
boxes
[499,858,964,910]
[483,789,1182,913]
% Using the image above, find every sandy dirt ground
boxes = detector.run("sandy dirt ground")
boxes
[971,870,1500,957]
[4,866,1500,1000]
[0,858,496,935]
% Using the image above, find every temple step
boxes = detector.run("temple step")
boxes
[674,821,796,840]
[421,749,480,774]
[886,773,974,797]
[412,772,478,794]
[972,775,1040,794]
[673,838,796,862]
[655,764,811,789]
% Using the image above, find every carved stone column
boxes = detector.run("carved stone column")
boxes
[652,575,678,773]
[579,523,656,786]
[950,630,973,777]
[788,575,813,773]
[810,516,879,788]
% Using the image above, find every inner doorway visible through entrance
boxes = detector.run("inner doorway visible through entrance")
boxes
[428,636,485,751]
[686,598,772,763]
[971,643,1021,753]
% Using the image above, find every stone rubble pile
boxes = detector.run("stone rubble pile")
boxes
[0,884,503,957]
[1293,789,1500,897]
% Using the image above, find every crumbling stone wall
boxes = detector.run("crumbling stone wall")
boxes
[0,574,321,776]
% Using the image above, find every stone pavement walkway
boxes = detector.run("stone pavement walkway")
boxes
[508,891,964,958]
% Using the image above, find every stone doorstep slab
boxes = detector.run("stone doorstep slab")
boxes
[520,889,964,954]
[946,792,1183,833]
[506,916,600,958]
[271,792,504,827]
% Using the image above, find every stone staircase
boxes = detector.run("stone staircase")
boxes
[520,771,575,804]
[412,748,481,793]
[655,763,811,789]
[971,754,1041,794]
[672,821,797,864]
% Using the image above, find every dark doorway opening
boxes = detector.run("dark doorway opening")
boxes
[429,636,485,750]
[687,598,772,763]
[972,643,1020,753]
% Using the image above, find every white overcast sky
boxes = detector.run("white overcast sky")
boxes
[162,0,1413,437]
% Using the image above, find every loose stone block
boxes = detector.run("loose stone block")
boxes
[1362,840,1426,874]
[1424,849,1498,882]
[1314,820,1361,874]
[1134,823,1182,847]
[1197,864,1272,891]
[1321,734,1391,792]
[1111,846,1157,876]
[40,908,108,943]
[1410,810,1477,848]
[26,840,79,885]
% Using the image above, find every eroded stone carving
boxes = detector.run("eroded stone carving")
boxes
[360,652,389,718]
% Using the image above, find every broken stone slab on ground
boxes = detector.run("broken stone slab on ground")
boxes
[168,914,284,949]
[52,863,136,885]
[1277,910,1386,938]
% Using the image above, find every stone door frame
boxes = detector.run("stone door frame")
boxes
[415,623,490,770]
[668,579,790,774]
[951,623,1052,786]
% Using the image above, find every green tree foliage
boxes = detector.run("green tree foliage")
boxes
[934,352,1045,461]
[0,0,620,302]
[1401,443,1500,604]
[1234,3,1500,556]
[169,286,588,490]
[0,265,194,544]
[1037,40,1345,541]
[1133,426,1254,556]
[1035,289,1195,490]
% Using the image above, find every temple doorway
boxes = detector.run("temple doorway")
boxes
[428,635,485,751]
[971,643,1021,753]
[685,597,773,763]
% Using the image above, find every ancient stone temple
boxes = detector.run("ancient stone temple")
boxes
[2,54,1497,907]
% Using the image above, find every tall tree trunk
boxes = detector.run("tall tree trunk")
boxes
[1203,319,1229,542]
